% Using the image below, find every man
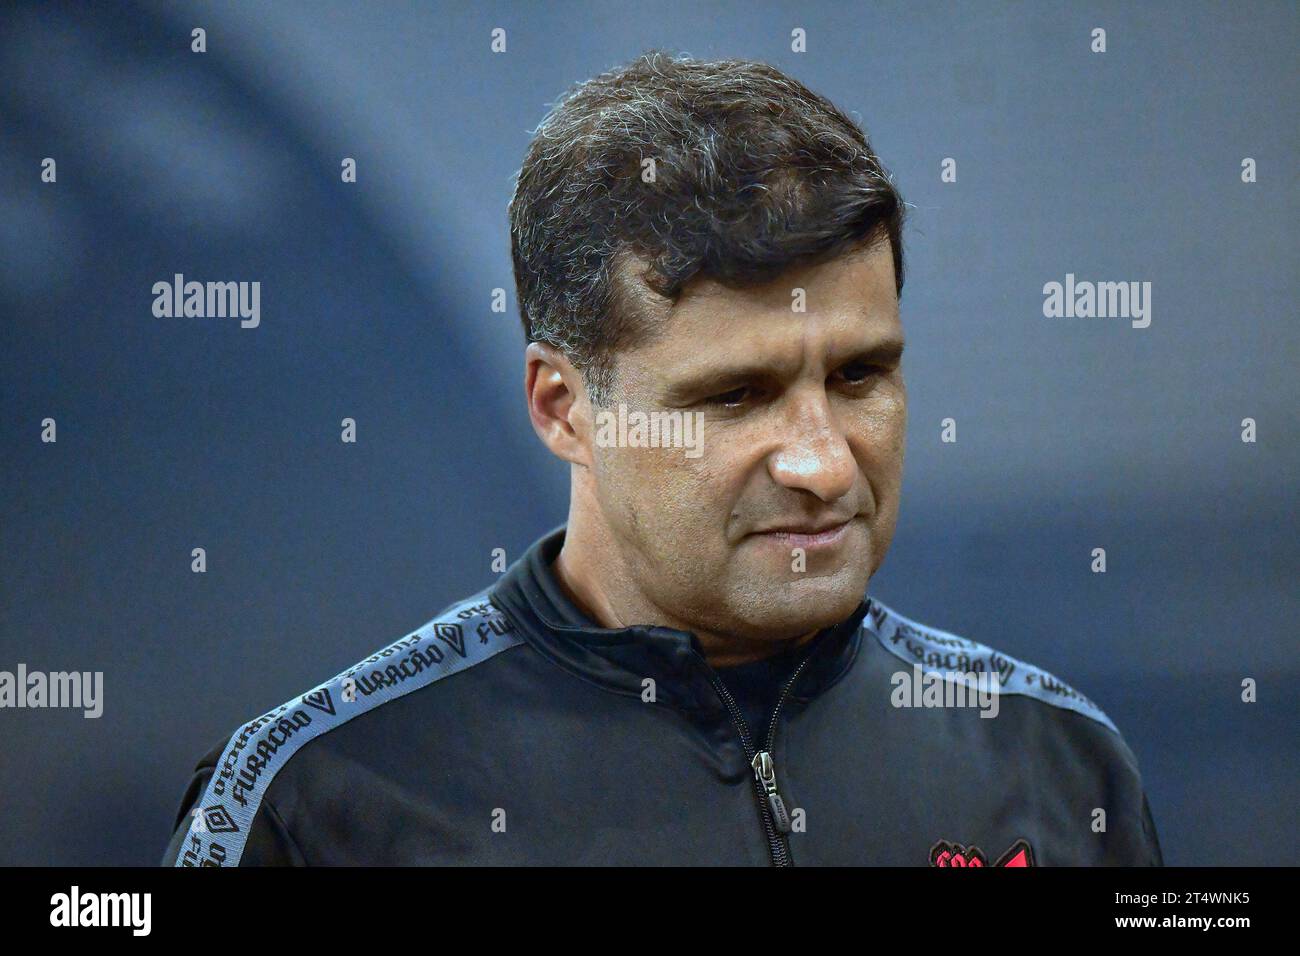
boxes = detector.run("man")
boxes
[162,51,1162,866]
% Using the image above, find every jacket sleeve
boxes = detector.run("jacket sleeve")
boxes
[160,737,308,866]
[1138,791,1165,866]
[1049,705,1164,866]
[1101,725,1164,867]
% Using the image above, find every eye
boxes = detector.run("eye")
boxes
[704,385,751,408]
[836,361,886,386]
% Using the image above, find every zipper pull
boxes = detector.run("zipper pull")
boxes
[751,751,792,833]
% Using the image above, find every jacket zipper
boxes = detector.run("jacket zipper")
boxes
[706,647,819,867]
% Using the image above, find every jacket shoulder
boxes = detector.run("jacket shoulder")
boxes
[863,597,1119,734]
[864,598,1163,864]
[167,588,523,866]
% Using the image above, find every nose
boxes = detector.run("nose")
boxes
[766,390,857,503]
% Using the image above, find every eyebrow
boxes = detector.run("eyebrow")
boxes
[662,336,905,401]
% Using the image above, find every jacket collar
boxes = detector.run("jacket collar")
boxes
[489,525,870,722]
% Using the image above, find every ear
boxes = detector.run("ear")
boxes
[524,342,593,467]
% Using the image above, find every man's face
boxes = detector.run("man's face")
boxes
[588,239,906,641]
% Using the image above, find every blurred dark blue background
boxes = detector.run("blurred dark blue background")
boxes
[1,1,1295,865]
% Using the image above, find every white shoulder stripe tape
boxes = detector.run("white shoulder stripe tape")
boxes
[175,590,523,866]
[865,597,1119,734]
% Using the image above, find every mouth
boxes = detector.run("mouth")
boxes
[748,517,856,550]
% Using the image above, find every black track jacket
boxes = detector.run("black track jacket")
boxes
[162,525,1163,866]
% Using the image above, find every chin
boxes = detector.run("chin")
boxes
[727,569,869,640]
[791,573,867,622]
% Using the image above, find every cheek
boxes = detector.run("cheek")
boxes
[688,430,766,510]
[850,387,907,466]
[594,445,718,525]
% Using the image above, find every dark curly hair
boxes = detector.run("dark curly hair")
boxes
[509,50,907,405]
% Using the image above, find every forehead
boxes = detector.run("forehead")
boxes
[621,241,900,379]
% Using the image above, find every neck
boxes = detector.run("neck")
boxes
[554,486,817,667]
